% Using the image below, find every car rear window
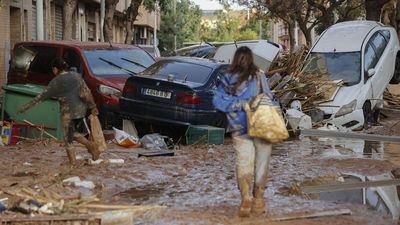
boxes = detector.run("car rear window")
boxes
[83,48,155,77]
[138,60,214,84]
[12,45,58,74]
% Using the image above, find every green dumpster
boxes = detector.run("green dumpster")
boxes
[1,84,63,140]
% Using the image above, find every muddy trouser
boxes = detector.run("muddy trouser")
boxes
[62,116,99,162]
[233,134,272,216]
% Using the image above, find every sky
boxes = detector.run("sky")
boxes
[193,0,246,10]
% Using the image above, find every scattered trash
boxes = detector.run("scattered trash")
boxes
[208,148,214,153]
[0,197,6,202]
[286,109,312,130]
[0,202,6,213]
[38,202,54,214]
[63,176,81,183]
[12,172,38,177]
[122,120,139,139]
[140,133,168,150]
[10,182,18,187]
[113,127,140,148]
[107,159,124,164]
[62,176,95,189]
[23,162,32,166]
[89,159,104,165]
[338,177,345,182]
[74,181,95,189]
[138,151,174,158]
[76,155,84,160]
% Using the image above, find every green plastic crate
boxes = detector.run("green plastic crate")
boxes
[185,125,224,145]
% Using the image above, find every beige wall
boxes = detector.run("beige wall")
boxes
[0,1,11,88]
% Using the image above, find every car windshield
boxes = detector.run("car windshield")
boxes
[83,48,155,77]
[302,52,361,86]
[138,60,214,84]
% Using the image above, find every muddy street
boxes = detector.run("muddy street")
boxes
[0,128,399,224]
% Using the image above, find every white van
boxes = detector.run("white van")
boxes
[302,21,400,130]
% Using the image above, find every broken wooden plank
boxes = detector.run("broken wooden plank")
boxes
[300,128,400,143]
[273,209,352,221]
[239,209,352,224]
[302,179,400,194]
[81,204,167,210]
[0,214,101,222]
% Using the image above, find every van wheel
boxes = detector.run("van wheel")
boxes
[390,58,400,84]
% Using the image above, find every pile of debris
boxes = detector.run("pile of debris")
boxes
[266,48,343,127]
[383,89,400,110]
[0,175,165,224]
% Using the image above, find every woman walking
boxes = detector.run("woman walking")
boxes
[213,46,273,217]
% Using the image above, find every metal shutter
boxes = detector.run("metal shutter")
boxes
[55,5,63,40]
[32,4,37,40]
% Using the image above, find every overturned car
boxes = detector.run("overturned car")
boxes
[302,21,400,130]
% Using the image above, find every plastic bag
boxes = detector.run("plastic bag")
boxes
[89,114,107,152]
[113,127,140,148]
[140,133,168,150]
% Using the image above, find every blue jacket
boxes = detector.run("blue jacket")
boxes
[212,72,273,137]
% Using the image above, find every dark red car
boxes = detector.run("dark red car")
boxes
[7,41,156,128]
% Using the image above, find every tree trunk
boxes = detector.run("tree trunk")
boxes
[297,22,312,47]
[104,0,119,42]
[63,0,77,40]
[365,0,390,21]
[125,0,143,44]
[286,21,295,53]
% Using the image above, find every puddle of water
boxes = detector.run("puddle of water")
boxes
[275,136,400,165]
[306,174,399,221]
[115,187,164,203]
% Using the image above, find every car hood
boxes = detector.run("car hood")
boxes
[102,76,129,90]
[317,81,363,115]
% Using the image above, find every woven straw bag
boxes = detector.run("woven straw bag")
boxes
[245,73,289,143]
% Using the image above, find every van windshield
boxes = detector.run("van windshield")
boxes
[83,49,155,77]
[302,52,361,86]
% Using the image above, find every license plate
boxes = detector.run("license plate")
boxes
[144,88,171,99]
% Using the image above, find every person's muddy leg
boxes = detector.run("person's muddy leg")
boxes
[62,116,76,165]
[252,138,272,215]
[233,135,255,217]
[73,132,100,160]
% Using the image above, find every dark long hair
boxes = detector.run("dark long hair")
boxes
[51,58,69,72]
[228,46,258,93]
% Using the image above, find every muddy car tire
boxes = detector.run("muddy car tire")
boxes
[362,101,380,126]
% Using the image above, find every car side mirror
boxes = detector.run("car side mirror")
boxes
[368,68,376,77]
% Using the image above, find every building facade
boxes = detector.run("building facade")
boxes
[271,18,317,49]
[0,0,159,89]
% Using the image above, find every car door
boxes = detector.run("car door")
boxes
[363,30,391,101]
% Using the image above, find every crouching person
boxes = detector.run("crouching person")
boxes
[17,58,101,164]
[212,47,273,217]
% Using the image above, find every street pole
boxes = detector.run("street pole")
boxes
[100,0,105,42]
[259,19,262,39]
[173,0,176,51]
[154,1,157,54]
[36,0,44,40]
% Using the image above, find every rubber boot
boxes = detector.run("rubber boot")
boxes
[252,187,266,216]
[74,133,100,160]
[238,176,253,217]
[66,147,76,165]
